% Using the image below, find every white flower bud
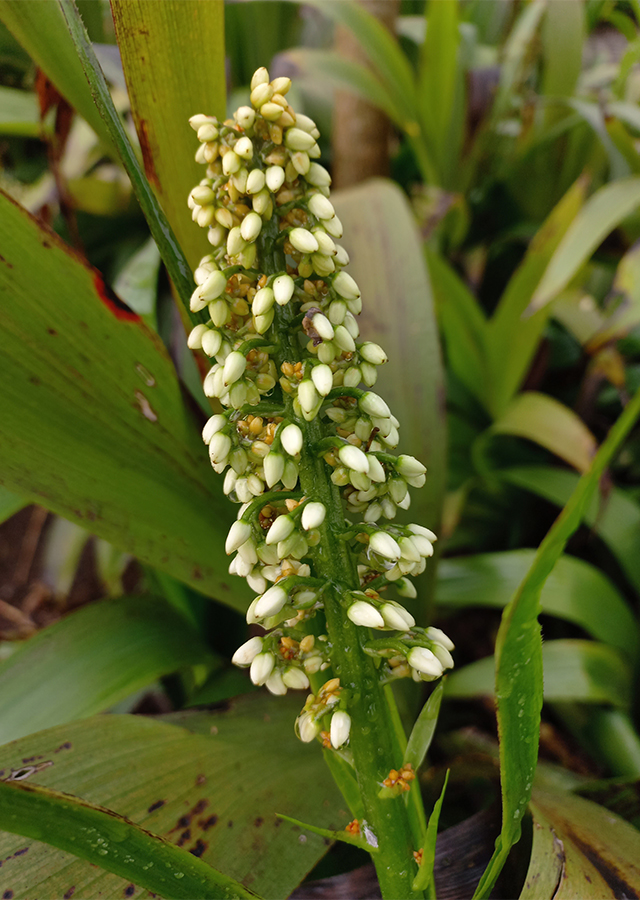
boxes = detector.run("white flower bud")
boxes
[348,600,385,628]
[232,635,263,667]
[294,112,317,132]
[411,534,434,558]
[222,150,241,175]
[252,286,275,316]
[251,67,270,90]
[407,647,444,678]
[271,76,291,95]
[285,127,316,151]
[240,211,262,242]
[191,185,215,206]
[250,651,275,685]
[369,531,402,560]
[202,414,226,445]
[265,514,295,546]
[311,313,334,341]
[301,501,326,531]
[264,452,285,488]
[380,602,415,631]
[266,165,286,192]
[408,524,438,542]
[235,105,255,129]
[298,380,320,415]
[226,227,246,257]
[395,456,426,479]
[366,455,386,483]
[426,627,455,652]
[247,571,267,594]
[187,323,208,350]
[282,459,299,490]
[308,193,335,220]
[281,423,303,456]
[396,578,417,599]
[254,309,274,334]
[334,325,356,353]
[338,444,369,474]
[246,169,265,195]
[190,113,216,132]
[234,136,253,160]
[313,230,337,256]
[283,668,310,690]
[250,82,273,108]
[360,342,388,366]
[343,367,361,388]
[360,392,391,419]
[297,712,320,743]
[306,162,332,187]
[201,329,223,358]
[290,227,319,254]
[266,671,287,695]
[273,274,294,306]
[311,364,333,396]
[328,300,347,325]
[255,584,288,618]
[197,123,219,142]
[432,643,454,670]
[324,215,343,239]
[291,151,310,176]
[223,351,246,386]
[209,432,231,464]
[317,342,337,364]
[225,519,252,554]
[237,538,258,565]
[333,271,360,301]
[330,711,351,749]
[398,536,421,563]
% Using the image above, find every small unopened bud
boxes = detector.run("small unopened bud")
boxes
[369,531,402,560]
[250,652,275,685]
[398,536,421,563]
[330,711,351,749]
[222,150,241,175]
[285,127,316,151]
[223,351,246,386]
[232,635,263,667]
[407,647,443,678]
[348,600,385,628]
[234,136,253,160]
[264,452,285,488]
[426,626,455,651]
[308,193,335,220]
[360,392,391,419]
[297,712,320,743]
[380,602,415,631]
[432,643,454,670]
[227,226,246,257]
[360,342,388,366]
[281,423,303,456]
[311,364,333,396]
[283,668,310,690]
[251,67,270,90]
[301,501,326,531]
[408,524,438,542]
[324,215,343,239]
[266,514,295,546]
[334,325,356,353]
[199,269,227,302]
[235,105,255,129]
[255,584,288,618]
[290,227,319,254]
[338,444,369,474]
[201,329,223,357]
[250,82,273,108]
[246,169,266,194]
[298,380,320,415]
[187,323,208,350]
[266,165,285,192]
[311,313,334,341]
[274,274,295,305]
[190,113,216,132]
[333,271,360,301]
[397,578,418,599]
[397,455,427,478]
[266,671,287,695]
[252,286,275,316]
[197,123,219,142]
[306,162,331,187]
[209,432,231,464]
[225,519,252,554]
[240,211,262,242]
[202,414,226,444]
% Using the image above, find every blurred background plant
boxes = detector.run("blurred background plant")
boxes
[3,0,640,897]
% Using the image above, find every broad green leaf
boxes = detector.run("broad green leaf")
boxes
[404,681,445,773]
[446,639,633,707]
[489,391,597,473]
[473,383,640,899]
[0,188,246,610]
[525,788,640,897]
[110,0,225,271]
[0,84,41,136]
[333,180,446,564]
[0,697,343,899]
[576,776,640,829]
[0,487,26,524]
[55,0,198,323]
[562,707,640,779]
[501,466,640,595]
[0,0,114,148]
[418,0,460,186]
[0,596,215,744]
[426,245,489,410]
[437,550,639,661]
[322,749,364,820]
[486,176,587,417]
[541,0,584,101]
[114,237,162,321]
[0,780,255,900]
[567,98,630,180]
[412,770,449,895]
[529,177,640,312]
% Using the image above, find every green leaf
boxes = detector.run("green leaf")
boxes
[0,487,27,524]
[446,639,633,707]
[0,697,344,899]
[437,550,640,661]
[404,681,445,773]
[110,0,225,272]
[488,391,597,473]
[275,813,376,853]
[332,181,446,596]
[0,0,114,148]
[0,85,41,136]
[426,247,489,409]
[0,779,256,900]
[472,383,640,899]
[529,177,640,312]
[541,0,584,101]
[524,787,640,897]
[501,465,640,595]
[0,596,215,744]
[486,176,588,417]
[0,188,246,610]
[490,0,547,125]
[412,770,449,895]
[54,0,198,323]
[322,748,365,821]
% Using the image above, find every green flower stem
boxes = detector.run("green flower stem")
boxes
[261,229,425,900]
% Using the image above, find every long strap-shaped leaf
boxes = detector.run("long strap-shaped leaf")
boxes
[473,384,640,899]
[54,0,197,323]
[0,779,259,900]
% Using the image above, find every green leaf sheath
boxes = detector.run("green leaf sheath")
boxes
[262,228,425,899]
[0,779,258,900]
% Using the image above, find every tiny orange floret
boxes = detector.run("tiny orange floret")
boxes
[345,819,360,836]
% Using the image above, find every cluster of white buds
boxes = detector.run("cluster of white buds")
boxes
[188,67,453,747]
